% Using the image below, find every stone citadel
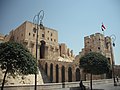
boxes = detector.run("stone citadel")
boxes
[0,21,116,84]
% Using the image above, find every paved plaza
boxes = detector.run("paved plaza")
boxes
[54,83,120,90]
[52,83,120,90]
[92,82,120,90]
[50,80,120,90]
[1,79,120,90]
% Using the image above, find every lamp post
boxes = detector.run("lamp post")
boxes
[33,10,44,90]
[110,34,116,86]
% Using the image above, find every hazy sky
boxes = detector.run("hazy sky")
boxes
[0,0,120,65]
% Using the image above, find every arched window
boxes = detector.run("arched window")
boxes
[40,40,46,59]
[45,63,48,75]
[56,64,59,83]
[61,66,65,82]
[50,63,53,82]
[76,68,80,81]
[68,67,72,82]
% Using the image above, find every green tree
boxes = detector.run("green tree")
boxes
[80,52,110,90]
[0,42,37,90]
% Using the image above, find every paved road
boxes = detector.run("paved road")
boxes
[92,82,120,90]
[2,79,120,90]
[48,82,120,90]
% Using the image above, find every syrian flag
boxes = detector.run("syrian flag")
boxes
[101,23,106,31]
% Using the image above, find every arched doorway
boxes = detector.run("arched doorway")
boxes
[40,40,45,59]
[45,63,48,75]
[61,66,65,82]
[68,67,72,82]
[56,64,59,83]
[76,68,80,81]
[50,63,53,82]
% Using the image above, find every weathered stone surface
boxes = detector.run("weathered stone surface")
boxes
[0,69,44,85]
[0,21,115,84]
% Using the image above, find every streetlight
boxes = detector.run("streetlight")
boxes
[33,10,44,90]
[109,34,116,86]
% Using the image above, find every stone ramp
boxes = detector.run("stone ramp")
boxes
[38,67,50,83]
[0,66,49,85]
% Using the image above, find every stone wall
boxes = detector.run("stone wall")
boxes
[0,68,44,85]
[84,33,114,65]
[114,65,120,77]
[4,21,59,60]
[0,33,4,43]
[39,59,82,83]
[2,21,115,84]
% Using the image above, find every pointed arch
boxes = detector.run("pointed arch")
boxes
[61,66,65,82]
[56,64,59,83]
[45,62,48,75]
[50,63,53,82]
[68,67,72,82]
[76,68,80,81]
[40,40,46,59]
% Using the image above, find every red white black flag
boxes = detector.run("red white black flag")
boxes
[101,23,106,31]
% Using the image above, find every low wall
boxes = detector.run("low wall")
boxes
[0,79,113,90]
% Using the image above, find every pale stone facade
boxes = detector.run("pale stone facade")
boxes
[4,21,60,60]
[3,21,76,84]
[78,33,114,80]
[83,33,114,65]
[0,33,4,43]
[1,21,115,84]
[40,33,115,82]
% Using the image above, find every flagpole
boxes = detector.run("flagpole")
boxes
[103,30,105,36]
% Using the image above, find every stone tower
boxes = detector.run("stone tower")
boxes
[84,33,114,65]
[4,21,59,60]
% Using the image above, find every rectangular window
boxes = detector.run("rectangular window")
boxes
[51,33,52,36]
[33,34,35,37]
[42,34,44,38]
[21,34,23,37]
[98,47,100,50]
[29,33,30,36]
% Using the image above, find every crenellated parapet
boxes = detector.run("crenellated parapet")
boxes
[59,43,74,60]
[80,33,114,65]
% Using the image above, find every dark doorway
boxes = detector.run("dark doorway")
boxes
[61,66,65,82]
[68,67,72,82]
[56,64,59,83]
[106,70,112,79]
[76,68,80,81]
[50,63,53,82]
[45,63,48,75]
[40,40,45,59]
[107,58,111,64]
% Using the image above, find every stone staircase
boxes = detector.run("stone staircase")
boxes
[38,67,50,83]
